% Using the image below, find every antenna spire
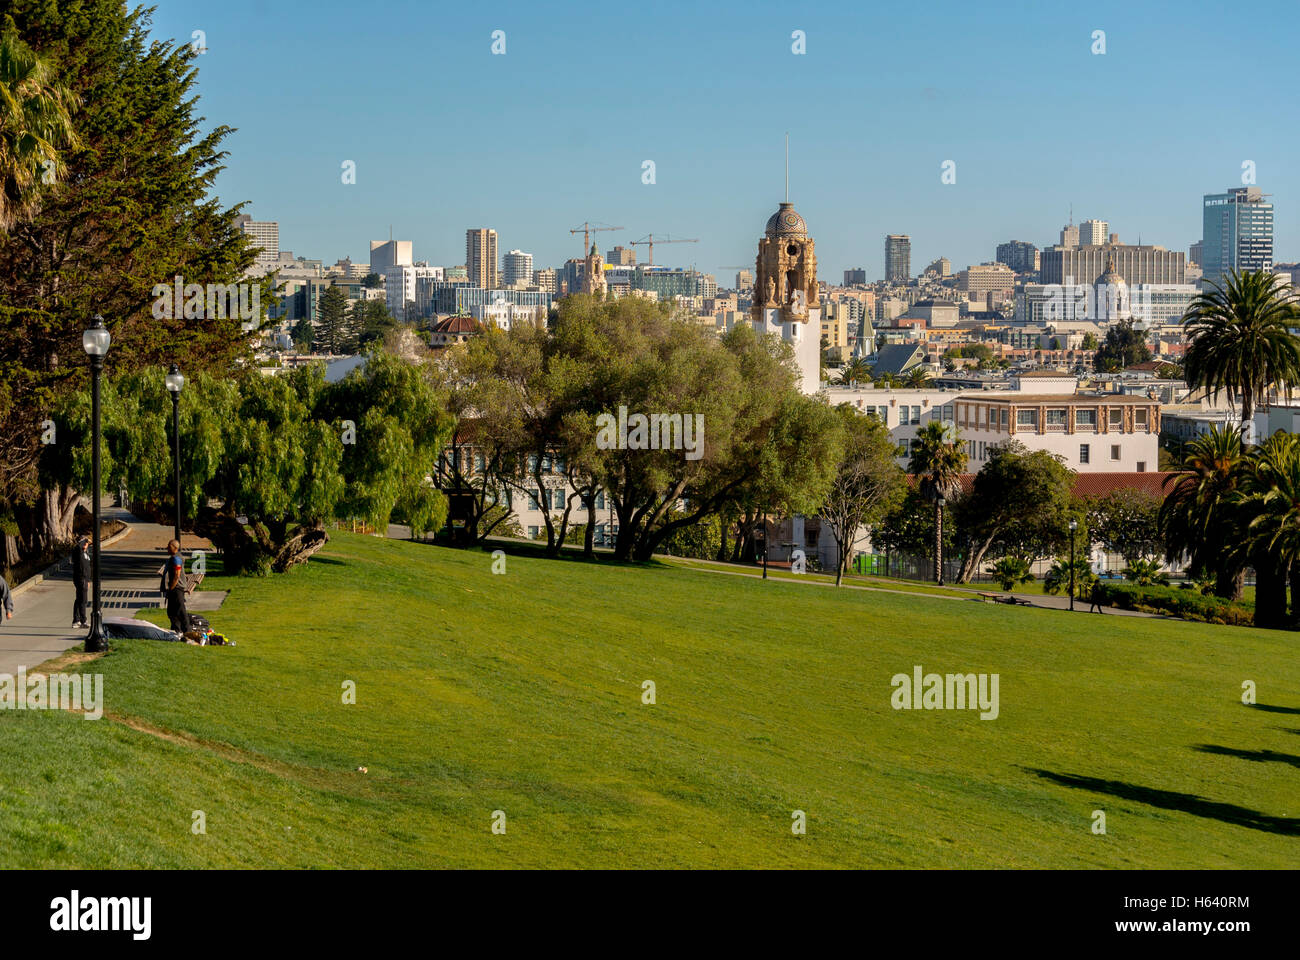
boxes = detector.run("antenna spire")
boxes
[784,133,789,202]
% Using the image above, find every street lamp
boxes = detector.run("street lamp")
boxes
[935,494,947,586]
[1068,519,1078,612]
[757,514,768,580]
[82,317,111,653]
[165,364,185,546]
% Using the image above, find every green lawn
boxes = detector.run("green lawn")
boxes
[1,531,1296,868]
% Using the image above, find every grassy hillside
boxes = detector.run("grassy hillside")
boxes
[1,531,1296,868]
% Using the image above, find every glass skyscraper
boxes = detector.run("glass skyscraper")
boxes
[1202,187,1274,285]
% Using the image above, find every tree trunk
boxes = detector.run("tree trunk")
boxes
[1254,562,1286,629]
[272,525,329,573]
[933,499,943,583]
[958,530,998,583]
[583,496,595,559]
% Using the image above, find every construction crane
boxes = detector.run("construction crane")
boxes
[569,222,624,256]
[630,233,698,266]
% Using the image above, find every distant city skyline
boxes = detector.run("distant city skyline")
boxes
[150,0,1299,280]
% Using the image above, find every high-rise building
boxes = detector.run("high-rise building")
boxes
[383,264,445,322]
[884,235,911,282]
[533,268,558,294]
[1079,219,1109,246]
[1202,187,1274,285]
[957,263,1016,298]
[369,239,413,276]
[735,268,754,291]
[1188,240,1203,266]
[235,215,279,272]
[607,245,636,266]
[466,228,499,289]
[924,257,951,278]
[1059,222,1080,248]
[1040,243,1185,286]
[995,240,1039,274]
[502,249,534,287]
[843,267,867,286]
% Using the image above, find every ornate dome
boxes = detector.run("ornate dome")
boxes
[765,201,807,237]
[1095,254,1126,287]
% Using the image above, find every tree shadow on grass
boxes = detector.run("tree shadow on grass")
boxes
[1194,744,1300,770]
[1248,703,1300,715]
[1023,768,1300,836]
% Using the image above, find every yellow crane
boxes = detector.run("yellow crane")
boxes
[631,233,698,266]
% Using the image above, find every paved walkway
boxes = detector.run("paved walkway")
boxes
[0,506,225,674]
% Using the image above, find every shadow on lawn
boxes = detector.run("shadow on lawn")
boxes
[1248,703,1300,715]
[1195,744,1300,770]
[1024,768,1300,836]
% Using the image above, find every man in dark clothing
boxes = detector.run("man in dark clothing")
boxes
[164,539,189,635]
[71,535,90,628]
[1088,581,1105,614]
[0,576,13,626]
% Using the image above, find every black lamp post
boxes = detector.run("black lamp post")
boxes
[1068,519,1078,612]
[165,364,185,546]
[935,494,947,585]
[82,317,111,652]
[758,514,768,580]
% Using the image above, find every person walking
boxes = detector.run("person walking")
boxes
[71,534,90,628]
[1088,581,1105,614]
[0,575,13,626]
[163,539,190,636]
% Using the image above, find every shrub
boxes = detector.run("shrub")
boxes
[1093,582,1253,626]
[987,555,1034,591]
[1044,557,1097,596]
[1121,557,1170,586]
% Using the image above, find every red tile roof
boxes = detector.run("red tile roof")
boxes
[910,471,1177,498]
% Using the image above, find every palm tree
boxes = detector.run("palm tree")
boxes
[1182,270,1300,432]
[0,31,79,232]
[903,366,933,388]
[908,420,967,583]
[1159,426,1247,599]
[1236,431,1300,627]
[836,357,872,386]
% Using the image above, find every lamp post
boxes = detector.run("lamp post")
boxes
[82,317,111,653]
[757,514,768,580]
[935,494,947,586]
[165,364,185,546]
[1068,519,1078,612]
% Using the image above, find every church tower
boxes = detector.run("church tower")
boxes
[583,243,607,296]
[751,201,821,393]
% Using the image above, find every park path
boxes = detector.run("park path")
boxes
[0,505,225,675]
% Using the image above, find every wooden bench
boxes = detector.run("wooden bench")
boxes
[182,572,203,595]
[977,592,1000,603]
[977,592,1031,606]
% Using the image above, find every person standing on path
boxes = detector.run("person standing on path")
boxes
[163,539,189,635]
[71,534,90,628]
[1088,581,1105,614]
[0,575,12,626]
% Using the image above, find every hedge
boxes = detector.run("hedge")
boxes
[1092,582,1254,626]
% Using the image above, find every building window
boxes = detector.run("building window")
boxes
[1108,408,1123,429]
[878,406,889,423]
[1110,444,1121,460]
[911,405,921,424]
[942,404,953,421]
[1017,409,1037,429]
[527,526,538,539]
[1046,408,1067,429]
[1075,409,1097,429]
[1001,408,1009,427]
[1134,408,1149,429]
[1080,444,1090,464]
[1136,461,1146,473]
[528,491,540,510]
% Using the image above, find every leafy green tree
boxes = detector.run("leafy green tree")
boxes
[819,405,905,585]
[0,2,264,573]
[317,350,453,539]
[290,317,315,352]
[1092,320,1151,372]
[1233,430,1300,627]
[1182,269,1300,426]
[1081,332,1099,351]
[362,272,382,289]
[903,367,933,388]
[836,357,872,386]
[1082,488,1163,564]
[954,441,1075,582]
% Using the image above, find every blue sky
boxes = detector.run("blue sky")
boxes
[152,0,1298,281]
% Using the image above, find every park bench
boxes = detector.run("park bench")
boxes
[155,565,203,595]
[977,592,1031,607]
